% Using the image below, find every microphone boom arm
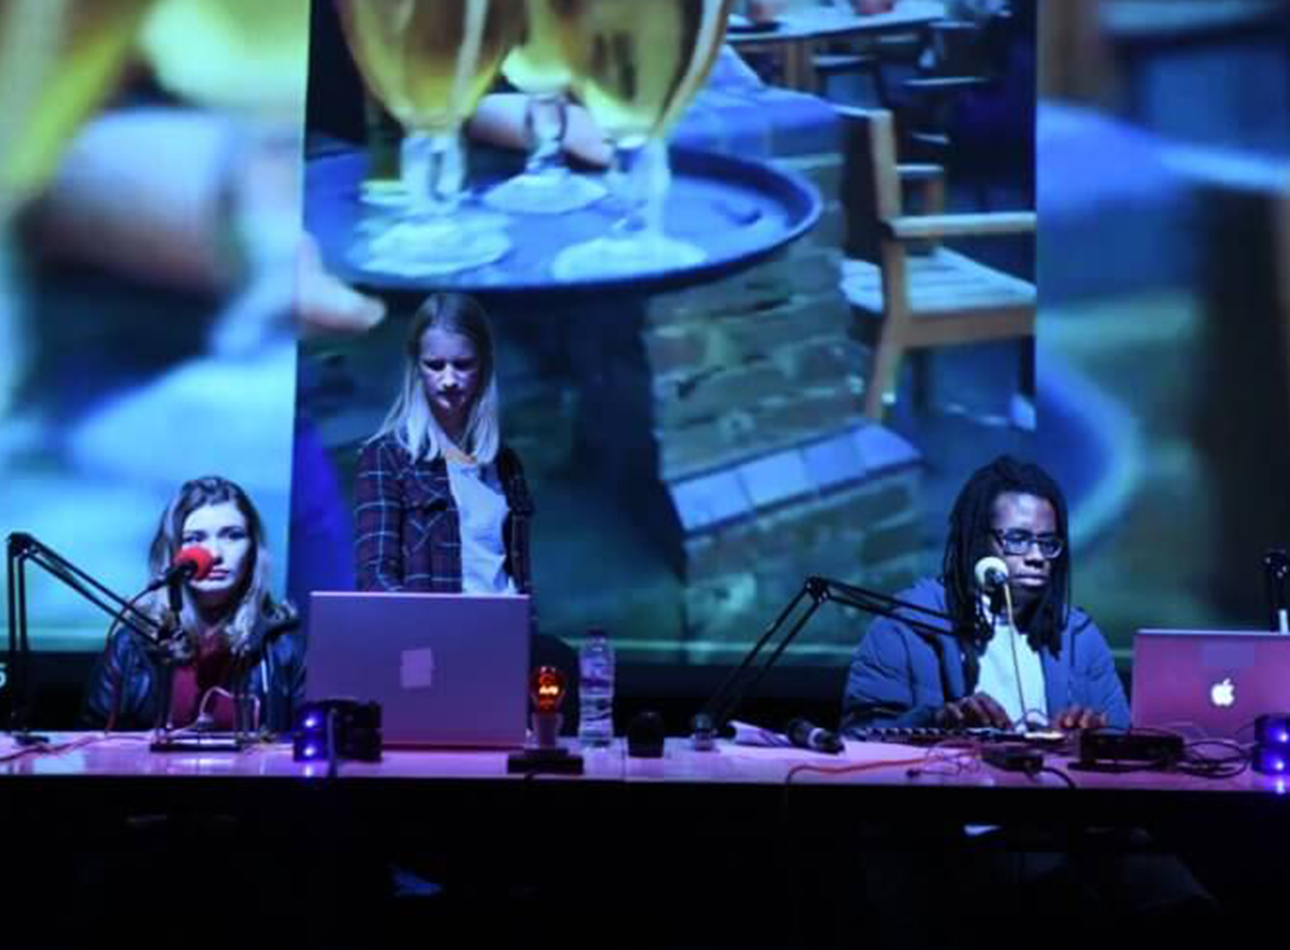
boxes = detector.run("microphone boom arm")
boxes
[6,532,165,740]
[693,575,955,744]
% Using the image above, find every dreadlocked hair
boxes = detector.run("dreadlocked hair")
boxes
[942,455,1072,665]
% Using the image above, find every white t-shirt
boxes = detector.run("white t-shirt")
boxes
[445,459,516,596]
[975,597,1047,728]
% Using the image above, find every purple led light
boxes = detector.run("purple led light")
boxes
[304,715,320,730]
[1277,730,1288,744]
[304,744,318,758]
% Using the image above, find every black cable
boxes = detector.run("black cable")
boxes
[1232,718,1260,741]
[1176,739,1250,779]
[1036,765,1077,788]
[104,585,166,732]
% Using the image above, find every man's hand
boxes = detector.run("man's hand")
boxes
[296,234,385,336]
[935,692,1012,729]
[1055,706,1108,731]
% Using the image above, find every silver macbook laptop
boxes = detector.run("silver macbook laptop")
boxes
[1131,629,1290,739]
[309,591,530,749]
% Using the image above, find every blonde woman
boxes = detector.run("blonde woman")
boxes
[354,292,533,595]
[83,476,303,731]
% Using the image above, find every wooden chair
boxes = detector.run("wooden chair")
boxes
[837,106,1036,420]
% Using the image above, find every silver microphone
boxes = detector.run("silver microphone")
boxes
[974,556,1009,592]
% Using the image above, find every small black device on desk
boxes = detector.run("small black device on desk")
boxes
[627,711,666,758]
[1076,729,1184,769]
[982,744,1046,774]
[293,698,382,763]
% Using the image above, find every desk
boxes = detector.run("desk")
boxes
[729,0,946,93]
[0,734,1279,946]
[0,733,1276,822]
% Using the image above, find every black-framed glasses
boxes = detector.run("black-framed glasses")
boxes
[989,529,1064,559]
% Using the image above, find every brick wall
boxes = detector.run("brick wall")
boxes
[567,69,926,661]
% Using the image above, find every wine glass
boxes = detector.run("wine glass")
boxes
[483,0,606,215]
[335,0,524,277]
[0,0,161,223]
[551,0,734,281]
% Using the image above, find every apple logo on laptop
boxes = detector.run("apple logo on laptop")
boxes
[1210,677,1236,708]
[401,647,435,690]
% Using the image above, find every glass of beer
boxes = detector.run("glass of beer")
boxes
[0,0,160,224]
[482,0,606,215]
[335,0,524,277]
[551,0,733,281]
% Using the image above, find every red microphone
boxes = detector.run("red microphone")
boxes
[146,546,216,591]
[172,546,215,582]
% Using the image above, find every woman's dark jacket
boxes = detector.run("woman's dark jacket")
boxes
[81,612,305,733]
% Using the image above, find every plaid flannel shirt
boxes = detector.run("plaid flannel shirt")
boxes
[353,433,533,595]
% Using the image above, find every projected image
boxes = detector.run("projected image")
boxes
[0,0,316,675]
[297,0,1038,667]
[1037,0,1290,653]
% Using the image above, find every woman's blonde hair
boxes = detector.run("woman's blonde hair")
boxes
[146,475,290,655]
[370,292,500,463]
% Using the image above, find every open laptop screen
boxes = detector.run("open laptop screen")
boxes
[1131,629,1290,739]
[308,591,531,748]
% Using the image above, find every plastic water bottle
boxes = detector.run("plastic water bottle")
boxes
[577,627,615,747]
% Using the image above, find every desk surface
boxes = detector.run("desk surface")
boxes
[1,733,1270,796]
[9,730,1273,947]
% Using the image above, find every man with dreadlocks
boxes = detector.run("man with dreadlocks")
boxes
[842,455,1129,734]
